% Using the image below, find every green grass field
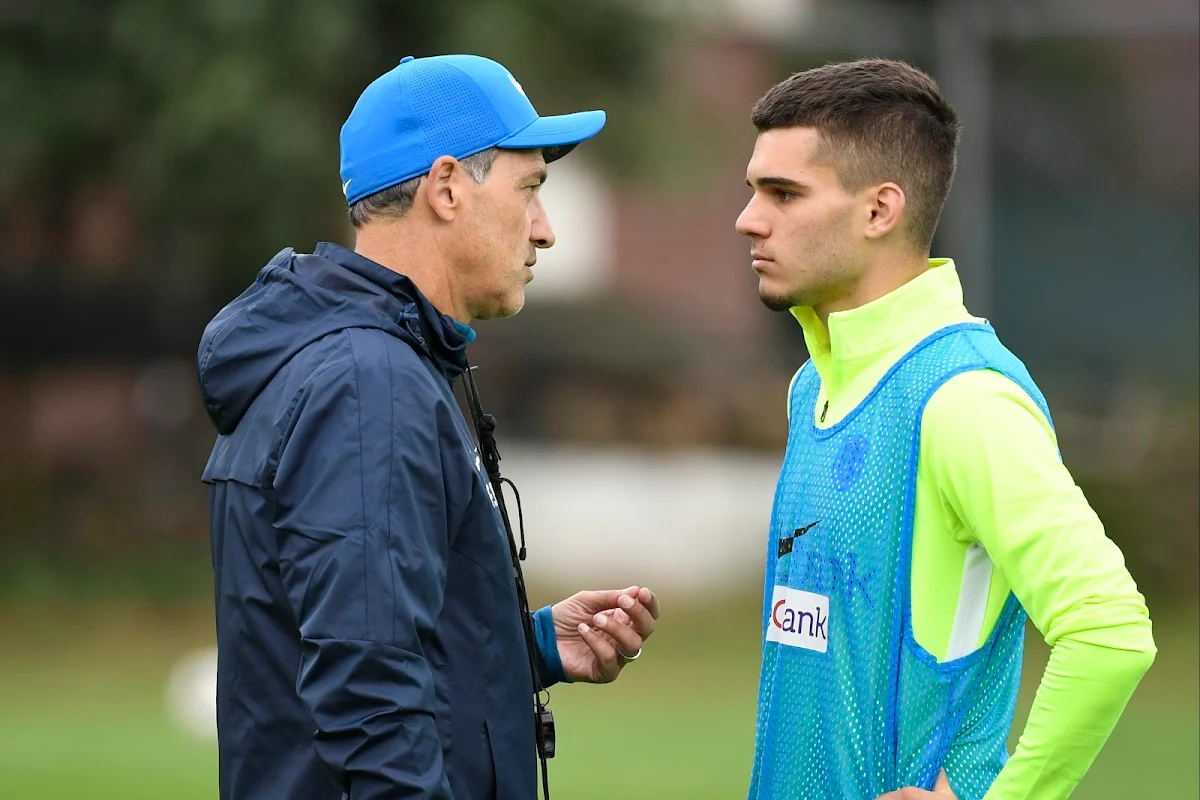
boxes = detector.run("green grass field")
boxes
[1,595,1195,799]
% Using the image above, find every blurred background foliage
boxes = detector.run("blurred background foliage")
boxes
[0,0,686,290]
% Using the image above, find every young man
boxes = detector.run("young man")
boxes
[735,59,1155,800]
[198,55,658,800]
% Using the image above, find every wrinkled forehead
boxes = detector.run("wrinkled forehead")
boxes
[495,147,547,174]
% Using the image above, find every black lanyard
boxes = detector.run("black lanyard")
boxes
[460,359,554,799]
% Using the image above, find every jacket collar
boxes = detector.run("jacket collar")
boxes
[312,241,473,379]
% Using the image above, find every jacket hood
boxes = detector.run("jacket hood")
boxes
[198,242,472,435]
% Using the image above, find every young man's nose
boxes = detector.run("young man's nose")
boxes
[735,198,768,239]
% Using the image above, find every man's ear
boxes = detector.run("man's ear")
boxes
[864,182,907,240]
[422,155,464,222]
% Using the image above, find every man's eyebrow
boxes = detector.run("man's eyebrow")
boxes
[747,176,808,190]
[521,167,548,185]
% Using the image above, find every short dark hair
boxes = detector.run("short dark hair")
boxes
[348,147,501,229]
[751,59,961,251]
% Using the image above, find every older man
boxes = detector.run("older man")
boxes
[198,54,659,800]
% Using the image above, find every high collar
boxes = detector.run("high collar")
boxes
[791,259,976,393]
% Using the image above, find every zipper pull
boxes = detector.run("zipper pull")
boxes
[820,400,829,424]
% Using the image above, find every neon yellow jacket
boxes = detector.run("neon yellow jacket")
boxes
[789,259,1156,799]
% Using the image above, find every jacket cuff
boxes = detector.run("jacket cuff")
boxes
[532,605,571,686]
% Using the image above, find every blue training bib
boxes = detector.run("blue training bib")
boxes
[749,323,1053,800]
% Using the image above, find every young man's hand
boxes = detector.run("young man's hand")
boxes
[552,586,660,683]
[875,769,956,799]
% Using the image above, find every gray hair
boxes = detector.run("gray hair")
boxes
[348,147,501,229]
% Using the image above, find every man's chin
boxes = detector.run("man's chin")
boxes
[501,287,527,317]
[498,300,525,319]
[755,273,799,312]
[474,291,526,321]
[758,289,797,313]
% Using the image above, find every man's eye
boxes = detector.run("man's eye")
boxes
[777,190,797,202]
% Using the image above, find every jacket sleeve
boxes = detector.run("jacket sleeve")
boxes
[922,370,1156,800]
[271,346,453,800]
[532,605,570,686]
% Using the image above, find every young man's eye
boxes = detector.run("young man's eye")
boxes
[777,190,797,202]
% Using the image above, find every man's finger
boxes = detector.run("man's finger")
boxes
[576,623,620,681]
[874,788,950,800]
[594,611,644,656]
[594,608,632,628]
[588,616,622,648]
[617,593,656,639]
[934,769,954,795]
[607,608,632,627]
[637,587,661,619]
[578,587,640,613]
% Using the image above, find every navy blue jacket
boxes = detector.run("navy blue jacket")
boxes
[199,242,566,800]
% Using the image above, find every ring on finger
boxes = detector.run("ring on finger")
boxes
[618,647,642,662]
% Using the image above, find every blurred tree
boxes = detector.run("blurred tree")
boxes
[0,0,672,294]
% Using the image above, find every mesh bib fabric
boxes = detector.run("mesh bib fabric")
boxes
[748,323,1052,800]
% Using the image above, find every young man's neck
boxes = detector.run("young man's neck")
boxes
[353,221,469,323]
[814,251,930,330]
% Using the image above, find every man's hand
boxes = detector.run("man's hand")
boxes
[552,586,660,683]
[875,770,956,799]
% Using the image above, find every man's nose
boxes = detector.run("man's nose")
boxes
[735,196,767,239]
[530,196,555,249]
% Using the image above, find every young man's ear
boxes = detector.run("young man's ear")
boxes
[864,182,907,240]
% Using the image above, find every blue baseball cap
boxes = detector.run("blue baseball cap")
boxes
[339,54,607,206]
